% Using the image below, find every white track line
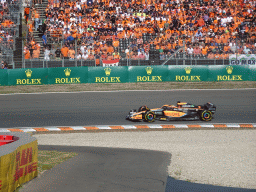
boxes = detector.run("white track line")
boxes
[45,128,61,131]
[97,126,112,130]
[148,125,163,129]
[22,128,37,132]
[174,125,188,128]
[1,88,255,96]
[122,125,137,129]
[70,126,87,130]
[200,124,215,128]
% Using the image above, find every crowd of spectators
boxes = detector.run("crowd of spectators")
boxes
[25,0,256,61]
[0,0,18,52]
[24,5,45,60]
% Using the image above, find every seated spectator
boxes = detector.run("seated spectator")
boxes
[68,47,75,60]
[61,45,69,59]
[55,48,61,60]
[82,52,88,60]
[76,49,82,60]
[1,61,4,69]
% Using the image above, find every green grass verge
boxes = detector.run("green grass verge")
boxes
[37,150,78,174]
[1,81,255,94]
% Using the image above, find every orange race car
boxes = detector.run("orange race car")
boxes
[126,101,216,122]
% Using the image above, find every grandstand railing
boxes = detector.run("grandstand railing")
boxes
[0,54,14,66]
[22,58,230,69]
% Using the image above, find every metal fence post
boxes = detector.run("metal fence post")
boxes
[183,41,185,65]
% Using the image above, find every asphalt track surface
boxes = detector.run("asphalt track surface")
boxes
[0,89,255,128]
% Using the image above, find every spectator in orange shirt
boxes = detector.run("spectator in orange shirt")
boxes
[68,47,75,60]
[24,47,30,59]
[61,45,69,59]
[207,51,215,59]
[33,47,40,59]
[24,7,30,24]
[107,45,114,54]
[88,53,95,60]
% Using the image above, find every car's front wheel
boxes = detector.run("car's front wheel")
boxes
[144,111,156,122]
[199,110,213,121]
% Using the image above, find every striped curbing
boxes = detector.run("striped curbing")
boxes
[0,124,255,133]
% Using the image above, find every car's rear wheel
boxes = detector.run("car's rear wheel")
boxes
[200,110,212,121]
[144,111,155,122]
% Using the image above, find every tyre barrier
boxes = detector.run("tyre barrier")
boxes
[0,132,38,192]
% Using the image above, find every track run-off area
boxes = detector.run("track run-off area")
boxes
[1,89,256,191]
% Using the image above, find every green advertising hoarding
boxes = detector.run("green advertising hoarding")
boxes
[249,65,256,81]
[128,66,168,83]
[1,65,255,86]
[208,65,250,81]
[0,70,8,86]
[48,67,88,84]
[88,66,128,83]
[168,65,209,82]
[8,68,48,86]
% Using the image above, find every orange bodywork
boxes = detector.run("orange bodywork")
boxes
[131,114,142,120]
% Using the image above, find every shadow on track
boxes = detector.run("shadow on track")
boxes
[165,176,255,192]
[20,145,170,192]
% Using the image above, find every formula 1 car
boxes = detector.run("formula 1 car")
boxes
[126,101,216,122]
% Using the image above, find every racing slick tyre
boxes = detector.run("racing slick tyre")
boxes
[138,106,150,112]
[144,111,156,122]
[200,110,213,121]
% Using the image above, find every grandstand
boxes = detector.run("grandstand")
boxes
[0,0,23,68]
[16,0,256,68]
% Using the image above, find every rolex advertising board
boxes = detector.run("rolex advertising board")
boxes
[8,68,48,86]
[88,66,128,83]
[48,67,88,84]
[208,65,250,81]
[0,70,8,86]
[168,65,208,82]
[128,66,168,83]
[1,65,255,86]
